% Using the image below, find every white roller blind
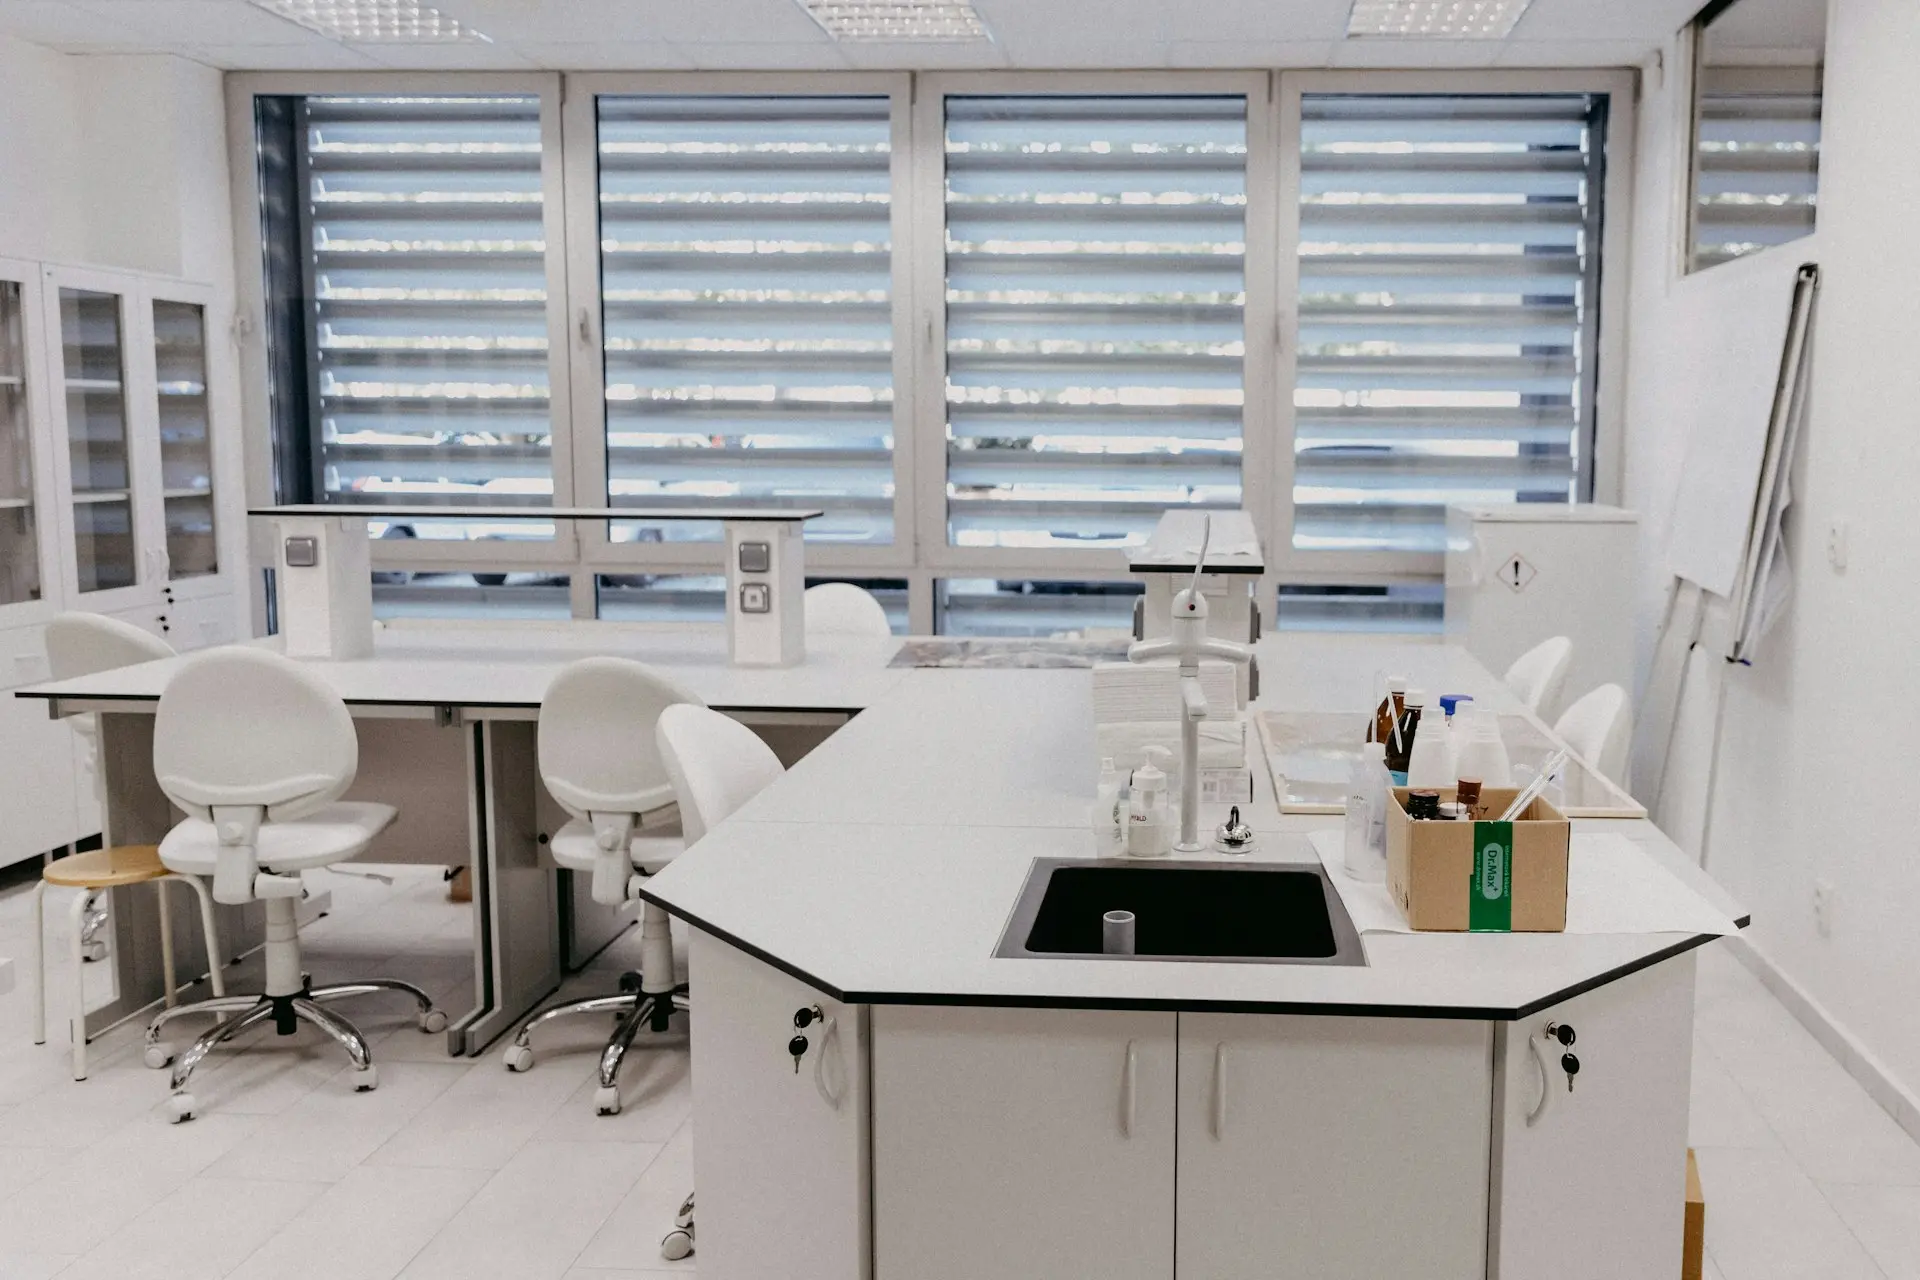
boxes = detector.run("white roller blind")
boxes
[944,95,1248,551]
[304,95,554,513]
[596,95,895,545]
[1295,94,1606,556]
[1691,68,1821,270]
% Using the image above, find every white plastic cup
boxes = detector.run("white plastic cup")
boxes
[1102,909,1137,956]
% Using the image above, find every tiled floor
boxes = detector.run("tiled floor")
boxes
[0,863,1916,1279]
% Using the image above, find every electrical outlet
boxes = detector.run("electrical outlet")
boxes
[1826,519,1849,573]
[1813,878,1834,937]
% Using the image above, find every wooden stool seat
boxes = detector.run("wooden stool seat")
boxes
[42,845,168,889]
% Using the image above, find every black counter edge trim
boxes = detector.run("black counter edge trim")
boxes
[14,690,864,716]
[642,893,1740,1023]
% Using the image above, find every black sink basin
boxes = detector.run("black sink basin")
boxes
[996,859,1365,966]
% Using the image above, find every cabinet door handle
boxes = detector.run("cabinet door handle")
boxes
[1211,1042,1228,1139]
[1120,1039,1137,1139]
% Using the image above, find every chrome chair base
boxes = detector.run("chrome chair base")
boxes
[501,971,690,1117]
[144,977,447,1122]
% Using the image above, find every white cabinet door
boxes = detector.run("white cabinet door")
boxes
[1491,954,1696,1280]
[688,931,870,1280]
[872,1004,1176,1280]
[0,657,82,866]
[1176,1013,1492,1280]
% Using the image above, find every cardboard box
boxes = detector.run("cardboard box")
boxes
[1386,786,1570,931]
[1684,1149,1705,1280]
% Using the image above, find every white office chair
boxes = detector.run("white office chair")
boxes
[803,582,892,640]
[652,702,788,1262]
[499,657,703,1116]
[33,613,225,1081]
[139,648,447,1122]
[1553,683,1629,783]
[1503,636,1573,719]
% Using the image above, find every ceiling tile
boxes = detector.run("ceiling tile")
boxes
[1164,39,1337,67]
[187,38,384,67]
[353,39,540,67]
[68,0,317,44]
[834,38,1008,69]
[1511,0,1704,41]
[972,0,1174,43]
[513,40,697,70]
[995,37,1169,69]
[0,0,147,48]
[682,39,850,68]
[1330,38,1505,67]
[1496,39,1661,66]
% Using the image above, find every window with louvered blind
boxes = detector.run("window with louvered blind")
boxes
[595,95,897,547]
[1689,0,1825,273]
[1292,94,1607,557]
[301,94,557,542]
[943,95,1248,552]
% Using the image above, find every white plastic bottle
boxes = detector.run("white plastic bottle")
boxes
[1453,708,1514,788]
[1091,757,1125,856]
[1404,688,1455,789]
[1345,741,1389,882]
[1127,746,1173,858]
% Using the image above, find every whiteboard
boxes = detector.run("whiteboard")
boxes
[1663,251,1807,598]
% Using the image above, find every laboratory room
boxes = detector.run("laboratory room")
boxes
[0,0,1915,1275]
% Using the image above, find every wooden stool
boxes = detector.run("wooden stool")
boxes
[32,846,225,1080]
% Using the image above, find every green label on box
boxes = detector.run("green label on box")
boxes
[1469,821,1513,932]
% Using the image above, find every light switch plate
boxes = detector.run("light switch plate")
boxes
[284,535,320,568]
[738,541,772,574]
[740,583,771,614]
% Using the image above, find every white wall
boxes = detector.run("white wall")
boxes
[0,33,235,288]
[1623,0,1920,1101]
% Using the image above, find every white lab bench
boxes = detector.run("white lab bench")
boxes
[635,632,1744,1280]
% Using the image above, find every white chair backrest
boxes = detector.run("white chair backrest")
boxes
[1552,683,1629,782]
[46,611,174,680]
[803,583,892,640]
[656,704,785,846]
[153,648,358,822]
[539,656,703,821]
[1503,635,1573,717]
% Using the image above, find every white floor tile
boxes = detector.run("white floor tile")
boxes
[562,1271,690,1279]
[1704,1251,1729,1280]
[0,1253,78,1280]
[59,1175,326,1280]
[1819,1184,1920,1280]
[1692,1147,1888,1280]
[537,1039,691,1146]
[368,1049,588,1171]
[396,1139,664,1280]
[205,1060,469,1184]
[226,1164,494,1280]
[573,1122,695,1273]
[1691,1040,1781,1150]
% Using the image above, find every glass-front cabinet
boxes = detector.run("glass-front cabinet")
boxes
[153,297,217,579]
[0,264,49,613]
[57,284,140,596]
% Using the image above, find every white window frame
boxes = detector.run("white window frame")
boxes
[225,67,1636,634]
[1272,69,1637,590]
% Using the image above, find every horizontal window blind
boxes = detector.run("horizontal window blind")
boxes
[1295,94,1605,555]
[944,95,1247,551]
[1690,68,1820,270]
[305,96,554,529]
[596,95,895,545]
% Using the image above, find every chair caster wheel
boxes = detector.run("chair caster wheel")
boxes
[144,1043,174,1070]
[503,1043,534,1072]
[594,1085,622,1116]
[618,971,643,994]
[660,1228,694,1261]
[82,942,108,963]
[419,1009,449,1034]
[168,1093,195,1123]
[352,1066,378,1093]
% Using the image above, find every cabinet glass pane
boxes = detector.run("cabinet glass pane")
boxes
[0,280,41,605]
[73,496,136,592]
[155,299,216,577]
[60,288,136,592]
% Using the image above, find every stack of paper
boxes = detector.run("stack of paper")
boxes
[1091,659,1238,722]
[1095,719,1247,772]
